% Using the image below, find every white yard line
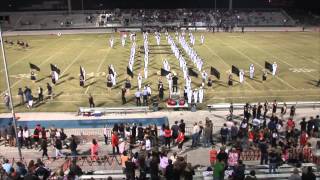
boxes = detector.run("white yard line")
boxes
[202,43,255,90]
[215,38,297,89]
[0,38,61,73]
[236,38,318,80]
[84,47,112,94]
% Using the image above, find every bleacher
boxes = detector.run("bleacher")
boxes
[207,101,320,111]
[194,163,320,180]
[0,8,297,31]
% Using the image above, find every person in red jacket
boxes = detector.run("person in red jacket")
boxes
[164,125,172,149]
[112,131,119,154]
[300,131,308,147]
[287,118,295,131]
[209,145,217,166]
[176,129,185,153]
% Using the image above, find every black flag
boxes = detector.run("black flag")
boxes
[188,68,198,77]
[29,63,40,71]
[108,66,114,76]
[160,68,171,76]
[50,64,61,74]
[127,66,133,78]
[232,65,240,76]
[80,66,84,77]
[265,61,273,72]
[210,67,220,80]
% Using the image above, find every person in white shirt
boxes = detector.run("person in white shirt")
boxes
[201,70,208,86]
[145,136,151,152]
[109,37,114,48]
[137,73,142,90]
[272,62,277,76]
[187,88,193,104]
[193,89,198,103]
[239,70,244,84]
[198,86,204,103]
[103,125,108,144]
[200,34,205,45]
[249,64,255,79]
[191,123,200,147]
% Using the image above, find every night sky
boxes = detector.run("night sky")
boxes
[0,0,319,11]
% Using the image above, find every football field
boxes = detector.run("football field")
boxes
[0,31,319,112]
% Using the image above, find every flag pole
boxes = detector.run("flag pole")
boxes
[0,25,23,160]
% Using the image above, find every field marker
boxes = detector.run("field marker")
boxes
[0,38,61,73]
[84,47,112,94]
[236,38,319,80]
[215,38,297,90]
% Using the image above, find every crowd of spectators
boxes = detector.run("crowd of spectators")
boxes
[0,101,319,179]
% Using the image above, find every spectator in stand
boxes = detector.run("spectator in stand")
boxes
[259,139,268,165]
[69,159,83,177]
[287,118,295,131]
[2,159,12,174]
[91,138,99,161]
[164,125,172,149]
[300,118,307,132]
[35,159,51,179]
[40,139,49,159]
[203,120,212,147]
[54,137,63,158]
[171,121,179,144]
[268,148,278,174]
[302,166,316,180]
[179,119,186,133]
[103,125,108,145]
[159,152,169,175]
[290,105,296,117]
[121,151,129,173]
[70,135,78,157]
[245,170,257,180]
[220,123,228,145]
[7,123,15,147]
[165,159,174,180]
[191,123,200,148]
[17,126,23,148]
[137,123,144,142]
[23,126,31,149]
[209,145,218,166]
[307,117,316,136]
[217,146,228,165]
[233,160,246,180]
[289,168,301,180]
[112,131,119,154]
[213,158,225,180]
[125,157,136,180]
[227,147,239,170]
[176,128,185,153]
[150,152,160,180]
[300,131,308,147]
[33,124,41,149]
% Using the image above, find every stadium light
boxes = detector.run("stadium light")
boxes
[0,25,23,160]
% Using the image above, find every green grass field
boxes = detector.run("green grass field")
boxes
[0,31,319,112]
